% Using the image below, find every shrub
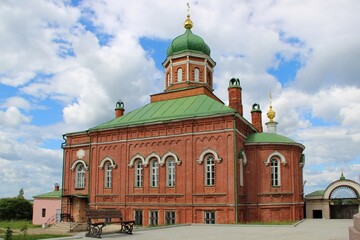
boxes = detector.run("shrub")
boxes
[0,198,32,221]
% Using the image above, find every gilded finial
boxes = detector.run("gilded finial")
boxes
[184,2,193,29]
[267,93,276,122]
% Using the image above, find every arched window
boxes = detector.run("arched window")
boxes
[104,161,112,188]
[205,155,215,186]
[166,158,176,187]
[75,164,86,188]
[150,159,159,187]
[271,158,280,186]
[135,160,143,188]
[177,68,183,82]
[194,68,200,82]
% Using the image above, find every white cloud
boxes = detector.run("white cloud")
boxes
[2,96,31,111]
[0,107,31,127]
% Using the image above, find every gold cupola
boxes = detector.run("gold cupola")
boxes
[265,94,278,133]
[184,14,193,29]
[267,105,276,122]
[267,94,276,122]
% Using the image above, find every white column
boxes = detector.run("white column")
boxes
[186,56,190,81]
[204,59,207,83]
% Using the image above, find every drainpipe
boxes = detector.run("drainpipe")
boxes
[61,135,66,219]
[87,131,91,210]
[233,115,238,224]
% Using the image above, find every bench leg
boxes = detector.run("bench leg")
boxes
[86,224,105,238]
[120,222,134,234]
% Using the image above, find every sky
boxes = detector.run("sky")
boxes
[0,0,359,199]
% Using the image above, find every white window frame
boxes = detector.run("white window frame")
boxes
[204,211,216,224]
[150,159,159,187]
[149,210,158,226]
[166,158,176,187]
[205,155,215,186]
[104,161,112,188]
[134,209,143,226]
[135,160,143,188]
[75,164,85,189]
[177,68,183,82]
[271,158,281,186]
[194,67,200,82]
[165,211,176,225]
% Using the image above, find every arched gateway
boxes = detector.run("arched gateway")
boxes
[305,174,360,219]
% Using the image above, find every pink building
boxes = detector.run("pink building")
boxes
[32,184,62,225]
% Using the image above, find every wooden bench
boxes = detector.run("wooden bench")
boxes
[85,209,135,238]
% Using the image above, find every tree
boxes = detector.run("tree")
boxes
[17,188,24,199]
[0,197,32,221]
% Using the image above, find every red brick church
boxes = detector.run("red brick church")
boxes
[61,14,305,225]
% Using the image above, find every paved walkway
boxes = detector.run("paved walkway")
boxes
[49,219,352,240]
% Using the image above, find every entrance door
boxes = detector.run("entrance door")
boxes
[56,209,61,223]
[313,210,323,219]
[330,204,359,219]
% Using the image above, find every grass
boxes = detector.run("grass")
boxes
[0,234,71,240]
[0,221,40,229]
[0,220,70,239]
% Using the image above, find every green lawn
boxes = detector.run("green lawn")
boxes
[0,221,40,229]
[0,220,71,239]
[0,234,71,240]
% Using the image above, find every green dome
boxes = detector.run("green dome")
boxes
[246,133,297,144]
[166,29,211,57]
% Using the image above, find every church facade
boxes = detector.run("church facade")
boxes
[61,15,305,225]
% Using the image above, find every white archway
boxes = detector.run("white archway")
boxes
[196,149,222,164]
[128,154,145,168]
[324,179,360,199]
[264,151,287,166]
[98,157,117,169]
[145,152,161,166]
[161,151,181,166]
[70,160,88,171]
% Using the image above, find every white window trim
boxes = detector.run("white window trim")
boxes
[150,159,159,187]
[70,160,88,171]
[75,163,86,188]
[194,67,200,82]
[104,162,112,188]
[135,160,143,188]
[205,155,215,186]
[145,152,161,167]
[197,149,222,164]
[264,151,287,166]
[177,68,183,82]
[128,154,145,168]
[270,158,281,187]
[238,150,247,166]
[161,151,181,166]
[98,157,117,169]
[166,158,176,187]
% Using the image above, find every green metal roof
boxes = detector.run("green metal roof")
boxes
[166,29,211,57]
[305,190,325,198]
[91,95,235,130]
[33,190,62,199]
[246,132,297,144]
